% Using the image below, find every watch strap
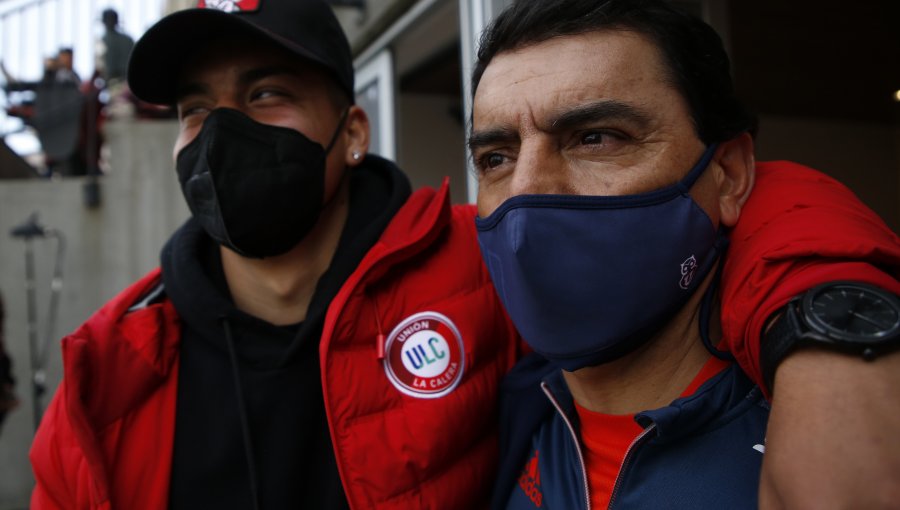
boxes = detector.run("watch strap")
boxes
[761,282,900,396]
[760,299,802,395]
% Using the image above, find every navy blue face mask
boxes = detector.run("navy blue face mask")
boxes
[475,145,728,371]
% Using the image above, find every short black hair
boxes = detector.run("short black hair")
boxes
[472,0,756,144]
[102,8,119,26]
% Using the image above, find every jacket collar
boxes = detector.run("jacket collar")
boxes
[542,363,764,441]
[349,175,454,286]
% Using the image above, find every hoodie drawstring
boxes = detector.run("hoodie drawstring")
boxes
[221,317,262,510]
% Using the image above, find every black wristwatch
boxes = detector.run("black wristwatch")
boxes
[761,281,900,393]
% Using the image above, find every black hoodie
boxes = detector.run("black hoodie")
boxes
[164,156,411,509]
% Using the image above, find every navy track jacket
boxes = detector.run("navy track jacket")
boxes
[495,353,770,510]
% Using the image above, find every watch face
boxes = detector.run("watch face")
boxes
[803,282,900,344]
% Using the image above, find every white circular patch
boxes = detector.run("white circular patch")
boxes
[400,330,451,378]
[383,311,466,399]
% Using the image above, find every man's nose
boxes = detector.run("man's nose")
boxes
[212,97,243,113]
[508,140,572,197]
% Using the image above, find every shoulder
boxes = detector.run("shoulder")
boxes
[77,268,169,333]
[61,268,179,389]
[752,160,859,204]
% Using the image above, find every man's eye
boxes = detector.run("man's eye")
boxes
[178,105,208,121]
[581,131,602,144]
[580,129,628,144]
[475,152,507,173]
[486,153,506,168]
[251,89,284,101]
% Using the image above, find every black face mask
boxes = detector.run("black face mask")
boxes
[175,108,346,258]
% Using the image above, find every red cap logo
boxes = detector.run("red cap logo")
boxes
[197,0,261,12]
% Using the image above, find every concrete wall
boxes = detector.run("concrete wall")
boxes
[0,119,187,508]
[397,93,469,204]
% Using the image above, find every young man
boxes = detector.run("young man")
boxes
[31,2,519,508]
[53,48,80,86]
[30,0,900,509]
[470,1,900,508]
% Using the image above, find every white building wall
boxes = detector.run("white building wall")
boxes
[0,119,187,508]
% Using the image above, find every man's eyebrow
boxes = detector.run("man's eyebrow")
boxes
[175,65,300,102]
[549,100,652,132]
[467,101,653,151]
[237,65,300,87]
[175,82,209,103]
[467,127,519,152]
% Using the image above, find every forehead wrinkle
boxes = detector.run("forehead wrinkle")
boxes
[517,108,543,138]
[472,87,536,139]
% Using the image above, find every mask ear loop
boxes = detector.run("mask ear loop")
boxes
[677,143,719,193]
[699,233,736,361]
[322,107,351,157]
[317,107,354,214]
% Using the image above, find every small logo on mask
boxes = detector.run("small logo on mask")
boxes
[680,255,698,289]
[383,312,465,399]
[197,0,260,12]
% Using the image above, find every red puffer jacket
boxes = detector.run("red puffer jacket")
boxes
[30,180,521,510]
[30,163,900,509]
[722,161,900,391]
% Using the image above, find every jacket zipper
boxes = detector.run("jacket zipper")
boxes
[607,423,656,508]
[317,188,451,510]
[541,382,591,510]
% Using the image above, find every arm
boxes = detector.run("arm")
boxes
[760,349,900,509]
[30,385,88,509]
[721,161,900,509]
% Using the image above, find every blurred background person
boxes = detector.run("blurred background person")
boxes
[2,49,85,176]
[52,48,80,87]
[99,8,134,86]
[0,292,19,433]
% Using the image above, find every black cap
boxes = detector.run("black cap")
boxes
[127,0,354,105]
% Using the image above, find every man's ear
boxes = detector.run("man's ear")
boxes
[715,132,755,227]
[343,105,370,167]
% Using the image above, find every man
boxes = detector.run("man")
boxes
[469,1,900,508]
[99,9,135,84]
[29,1,900,509]
[53,48,80,86]
[31,2,518,508]
[3,49,85,176]
[0,292,18,432]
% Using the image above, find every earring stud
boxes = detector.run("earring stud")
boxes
[352,151,361,161]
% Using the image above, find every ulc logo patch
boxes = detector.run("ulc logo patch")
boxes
[197,0,261,12]
[383,312,465,399]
